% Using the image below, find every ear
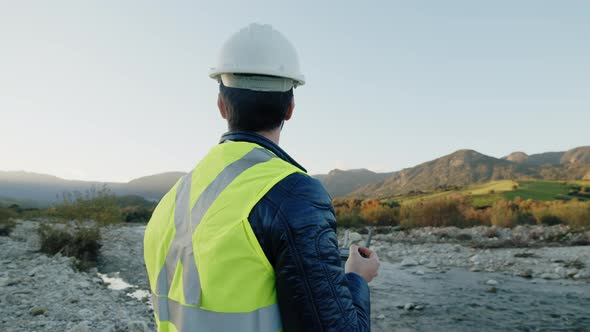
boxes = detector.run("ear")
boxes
[217,94,228,119]
[284,97,295,121]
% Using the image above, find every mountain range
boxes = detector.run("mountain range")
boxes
[1,146,589,206]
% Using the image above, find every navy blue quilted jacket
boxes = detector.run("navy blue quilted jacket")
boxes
[220,132,371,332]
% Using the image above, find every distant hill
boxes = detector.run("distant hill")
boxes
[2,146,589,205]
[314,169,392,198]
[0,171,184,206]
[317,146,589,199]
[350,149,524,198]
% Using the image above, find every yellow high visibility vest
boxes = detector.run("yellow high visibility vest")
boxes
[144,141,304,332]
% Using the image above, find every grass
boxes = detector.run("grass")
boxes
[384,180,517,206]
[502,181,570,201]
[383,179,587,207]
[466,180,517,195]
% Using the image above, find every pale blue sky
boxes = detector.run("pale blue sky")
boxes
[1,1,588,182]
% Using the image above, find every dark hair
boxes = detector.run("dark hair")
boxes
[219,83,293,132]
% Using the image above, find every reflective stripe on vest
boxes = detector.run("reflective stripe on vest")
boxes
[147,144,300,331]
[152,294,282,332]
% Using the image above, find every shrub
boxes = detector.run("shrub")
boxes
[360,204,399,226]
[540,215,562,226]
[463,207,491,226]
[489,200,518,228]
[516,212,536,225]
[0,208,17,236]
[122,206,154,223]
[38,223,102,270]
[400,195,467,228]
[548,201,590,229]
[53,186,122,225]
[336,214,364,229]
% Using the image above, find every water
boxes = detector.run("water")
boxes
[371,263,590,331]
[97,271,150,302]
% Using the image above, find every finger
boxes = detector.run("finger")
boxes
[349,244,360,257]
[369,250,379,259]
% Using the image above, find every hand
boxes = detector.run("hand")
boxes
[345,245,380,283]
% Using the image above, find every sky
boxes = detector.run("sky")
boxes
[1,1,589,182]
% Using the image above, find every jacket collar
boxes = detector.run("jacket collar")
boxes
[219,131,307,173]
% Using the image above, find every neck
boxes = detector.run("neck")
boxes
[255,129,281,145]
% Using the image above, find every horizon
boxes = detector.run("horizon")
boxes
[2,1,589,182]
[2,144,587,183]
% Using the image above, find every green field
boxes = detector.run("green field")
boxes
[502,181,568,201]
[384,180,589,207]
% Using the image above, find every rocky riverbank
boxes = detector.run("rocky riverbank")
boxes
[0,221,154,332]
[2,220,589,331]
[343,225,590,281]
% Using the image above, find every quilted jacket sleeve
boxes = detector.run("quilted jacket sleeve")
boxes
[248,173,371,332]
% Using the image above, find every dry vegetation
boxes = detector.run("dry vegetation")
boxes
[1,186,156,270]
[334,195,590,230]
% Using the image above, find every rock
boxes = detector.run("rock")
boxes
[470,266,481,272]
[418,258,431,265]
[554,267,567,278]
[486,286,497,293]
[1,277,22,287]
[486,279,499,286]
[349,232,362,243]
[425,262,438,269]
[77,281,91,289]
[53,311,71,321]
[566,269,579,278]
[573,271,590,280]
[415,270,425,276]
[68,321,90,332]
[519,269,533,278]
[404,303,415,310]
[2,293,18,305]
[67,296,80,304]
[29,306,47,316]
[28,266,43,277]
[541,273,560,280]
[77,308,94,318]
[415,305,425,310]
[400,258,418,267]
[127,320,148,332]
[470,255,481,265]
[377,314,385,319]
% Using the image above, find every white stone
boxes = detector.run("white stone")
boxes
[404,303,415,310]
[68,321,90,332]
[400,258,418,267]
[349,232,362,243]
[486,279,499,286]
[377,314,385,319]
[540,273,560,280]
[554,267,567,278]
[566,269,578,278]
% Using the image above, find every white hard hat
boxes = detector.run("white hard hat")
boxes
[210,23,305,92]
